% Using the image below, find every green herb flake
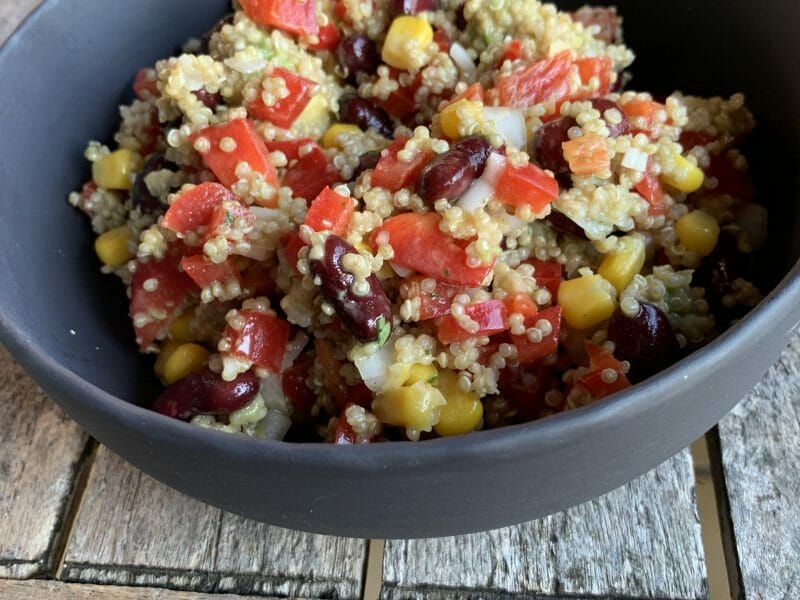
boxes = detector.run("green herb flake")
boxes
[376,316,391,347]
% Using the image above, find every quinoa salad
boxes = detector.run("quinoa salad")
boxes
[69,0,766,443]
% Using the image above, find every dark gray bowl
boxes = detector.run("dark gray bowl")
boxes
[1,0,799,539]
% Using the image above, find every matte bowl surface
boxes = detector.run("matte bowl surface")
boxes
[1,0,799,538]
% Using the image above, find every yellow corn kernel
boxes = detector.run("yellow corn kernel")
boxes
[92,149,143,190]
[598,235,646,293]
[434,371,483,437]
[405,363,438,386]
[558,274,616,330]
[154,340,182,379]
[439,99,482,139]
[294,94,331,139]
[162,343,210,385]
[321,123,362,149]
[660,154,704,193]
[94,225,136,267]
[381,16,434,71]
[168,309,195,343]
[372,381,446,431]
[675,210,720,258]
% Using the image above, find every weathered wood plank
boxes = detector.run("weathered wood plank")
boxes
[0,346,90,578]
[382,449,708,600]
[60,446,367,599]
[716,335,800,600]
[0,579,289,600]
[0,0,42,45]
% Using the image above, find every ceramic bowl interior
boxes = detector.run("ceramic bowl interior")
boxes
[0,0,798,538]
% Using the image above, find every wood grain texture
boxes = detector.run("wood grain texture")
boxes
[60,446,367,599]
[0,346,90,578]
[382,450,708,600]
[717,335,800,600]
[0,579,287,600]
[0,0,42,45]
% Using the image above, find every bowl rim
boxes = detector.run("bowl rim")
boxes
[3,0,800,472]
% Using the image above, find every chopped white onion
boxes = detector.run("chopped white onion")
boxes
[390,262,414,278]
[449,43,476,75]
[355,343,394,392]
[259,373,293,414]
[621,148,649,172]
[483,107,527,149]
[281,331,309,372]
[255,410,292,440]
[456,153,507,214]
[457,179,493,213]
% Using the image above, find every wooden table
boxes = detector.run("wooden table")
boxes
[2,4,798,599]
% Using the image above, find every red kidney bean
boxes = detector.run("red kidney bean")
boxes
[416,135,492,205]
[352,150,381,180]
[198,13,235,54]
[194,88,223,109]
[607,303,679,382]
[339,95,394,139]
[152,369,260,421]
[455,3,467,29]
[309,235,392,344]
[391,0,438,16]
[131,154,176,215]
[534,117,574,177]
[338,35,381,82]
[589,98,630,137]
[693,231,755,327]
[546,210,587,240]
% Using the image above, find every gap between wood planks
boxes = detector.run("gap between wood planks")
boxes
[360,438,735,600]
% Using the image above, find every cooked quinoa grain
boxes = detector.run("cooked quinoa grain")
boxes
[71,0,764,443]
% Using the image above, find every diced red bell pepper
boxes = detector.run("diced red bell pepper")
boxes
[575,340,631,398]
[370,213,493,287]
[680,130,718,150]
[304,186,355,234]
[282,353,316,420]
[374,71,422,120]
[527,259,563,299]
[189,119,279,188]
[707,152,755,201]
[281,231,307,271]
[498,362,561,420]
[510,305,562,364]
[131,243,195,350]
[498,39,524,66]
[308,22,341,51]
[283,144,341,201]
[620,100,667,136]
[333,417,359,444]
[133,68,160,100]
[502,293,538,320]
[264,137,316,161]
[162,182,238,235]
[447,82,485,106]
[247,67,317,129]
[202,199,256,244]
[225,310,290,373]
[574,56,613,96]
[496,50,573,108]
[437,300,509,344]
[433,28,451,52]
[400,275,467,320]
[240,0,319,37]
[371,136,435,192]
[181,255,241,289]
[495,162,559,212]
[635,160,668,216]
